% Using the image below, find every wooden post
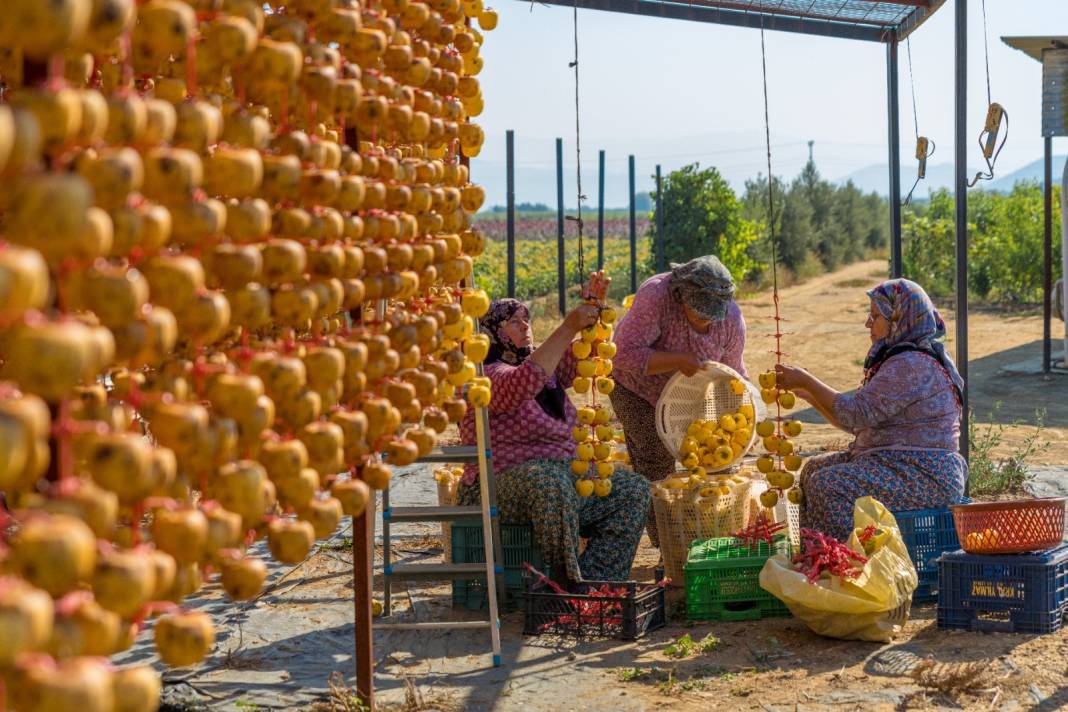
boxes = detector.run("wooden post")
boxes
[352,510,375,708]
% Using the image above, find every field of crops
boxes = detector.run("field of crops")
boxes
[472,214,655,302]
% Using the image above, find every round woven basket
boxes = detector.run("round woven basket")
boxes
[654,362,767,472]
[951,497,1066,554]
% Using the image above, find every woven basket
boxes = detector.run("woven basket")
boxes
[654,362,766,472]
[437,477,459,562]
[652,472,795,585]
[951,498,1066,554]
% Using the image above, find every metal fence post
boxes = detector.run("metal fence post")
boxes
[655,165,665,272]
[629,155,637,293]
[506,130,516,298]
[597,149,605,271]
[556,137,566,316]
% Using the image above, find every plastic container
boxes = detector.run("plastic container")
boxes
[684,536,791,621]
[654,362,766,472]
[951,498,1065,555]
[937,543,1068,634]
[451,521,542,612]
[894,505,963,602]
[522,572,666,640]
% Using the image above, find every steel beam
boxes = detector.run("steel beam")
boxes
[1044,136,1053,375]
[954,0,969,463]
[556,137,566,316]
[887,36,903,278]
[506,129,516,298]
[629,155,637,292]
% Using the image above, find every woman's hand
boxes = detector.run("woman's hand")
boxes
[774,363,813,392]
[563,303,600,333]
[673,352,707,377]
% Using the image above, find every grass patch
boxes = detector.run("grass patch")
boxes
[968,405,1050,496]
[835,278,875,289]
[662,633,721,659]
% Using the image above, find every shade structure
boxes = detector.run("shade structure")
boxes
[529,0,945,42]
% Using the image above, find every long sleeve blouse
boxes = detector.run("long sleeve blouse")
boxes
[833,350,961,453]
[459,350,579,485]
[612,272,748,405]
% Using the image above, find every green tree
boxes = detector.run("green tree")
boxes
[649,163,764,280]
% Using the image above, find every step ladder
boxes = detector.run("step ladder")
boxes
[375,395,506,667]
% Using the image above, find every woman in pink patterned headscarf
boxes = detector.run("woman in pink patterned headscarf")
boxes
[458,298,651,586]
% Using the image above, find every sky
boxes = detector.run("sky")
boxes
[470,0,1068,208]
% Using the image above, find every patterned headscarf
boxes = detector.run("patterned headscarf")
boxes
[863,279,964,397]
[479,298,567,420]
[668,255,736,321]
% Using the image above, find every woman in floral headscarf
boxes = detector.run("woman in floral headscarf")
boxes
[457,298,651,586]
[775,279,967,540]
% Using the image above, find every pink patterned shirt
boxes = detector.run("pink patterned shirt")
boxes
[612,272,748,405]
[460,351,579,485]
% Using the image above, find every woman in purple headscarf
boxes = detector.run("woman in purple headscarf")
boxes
[775,279,967,540]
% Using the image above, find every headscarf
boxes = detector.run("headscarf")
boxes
[668,255,736,321]
[863,279,964,398]
[480,298,568,420]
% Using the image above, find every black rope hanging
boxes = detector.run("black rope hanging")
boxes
[566,0,586,284]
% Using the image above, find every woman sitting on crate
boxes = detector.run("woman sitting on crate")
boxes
[775,278,967,541]
[608,255,748,545]
[457,297,651,587]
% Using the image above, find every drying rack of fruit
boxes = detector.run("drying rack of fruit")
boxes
[0,0,497,708]
[569,270,627,498]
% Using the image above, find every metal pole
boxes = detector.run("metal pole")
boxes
[1061,160,1068,367]
[506,130,516,298]
[629,155,637,292]
[597,150,605,271]
[1044,137,1052,374]
[887,35,903,278]
[556,137,566,316]
[655,164,665,272]
[954,0,969,463]
[353,510,374,707]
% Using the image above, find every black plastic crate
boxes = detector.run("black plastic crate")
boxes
[894,505,963,603]
[937,543,1068,634]
[451,521,542,612]
[522,571,666,640]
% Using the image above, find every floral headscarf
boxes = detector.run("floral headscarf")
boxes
[863,279,964,397]
[479,298,567,420]
[668,255,736,321]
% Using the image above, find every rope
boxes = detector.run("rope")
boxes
[568,0,586,283]
[906,37,919,141]
[981,0,992,108]
[968,0,1008,188]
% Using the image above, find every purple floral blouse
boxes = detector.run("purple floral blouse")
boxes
[833,351,961,453]
[612,272,748,405]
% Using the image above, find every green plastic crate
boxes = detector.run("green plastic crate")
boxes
[451,520,542,612]
[684,536,791,621]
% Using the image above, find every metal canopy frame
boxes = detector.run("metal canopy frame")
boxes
[522,0,972,456]
[532,0,945,42]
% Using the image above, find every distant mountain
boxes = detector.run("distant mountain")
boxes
[837,156,1068,197]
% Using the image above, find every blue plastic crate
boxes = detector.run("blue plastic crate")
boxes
[937,543,1068,634]
[894,505,963,603]
[451,520,542,612]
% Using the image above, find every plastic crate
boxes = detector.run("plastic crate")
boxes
[522,572,666,640]
[894,505,962,603]
[683,536,791,621]
[937,543,1068,634]
[451,520,542,612]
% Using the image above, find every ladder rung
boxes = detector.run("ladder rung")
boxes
[374,620,494,631]
[416,445,487,463]
[384,506,485,522]
[385,562,489,580]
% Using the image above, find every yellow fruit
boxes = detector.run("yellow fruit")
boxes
[594,478,612,497]
[760,388,778,405]
[738,403,755,421]
[593,408,610,424]
[219,556,267,601]
[0,577,54,666]
[10,514,96,597]
[154,611,215,667]
[784,454,803,471]
[679,437,699,455]
[467,384,491,407]
[784,420,803,437]
[682,452,699,468]
[758,371,776,389]
[571,340,591,359]
[778,392,796,409]
[787,488,804,505]
[767,470,794,489]
[759,490,779,508]
[572,376,591,394]
[756,455,774,473]
[595,377,614,395]
[112,666,161,712]
[571,460,590,476]
[576,443,595,461]
[714,445,734,464]
[777,439,795,456]
[576,407,595,425]
[596,341,617,359]
[576,359,597,378]
[729,379,745,395]
[596,461,614,478]
[575,478,595,497]
[719,414,737,432]
[756,420,776,438]
[572,426,591,443]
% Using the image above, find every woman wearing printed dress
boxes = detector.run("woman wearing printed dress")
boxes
[609,255,748,545]
[457,298,651,586]
[775,279,967,541]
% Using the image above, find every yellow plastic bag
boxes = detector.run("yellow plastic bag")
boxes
[758,496,918,642]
